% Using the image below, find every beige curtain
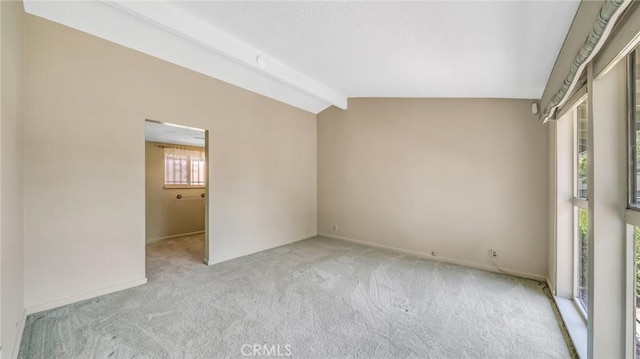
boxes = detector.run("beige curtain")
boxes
[540,0,632,123]
[164,147,205,161]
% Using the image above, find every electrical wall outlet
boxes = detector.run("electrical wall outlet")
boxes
[489,249,498,258]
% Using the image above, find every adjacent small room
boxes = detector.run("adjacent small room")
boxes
[144,120,208,266]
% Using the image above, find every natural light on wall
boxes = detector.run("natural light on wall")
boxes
[633,227,640,358]
[628,48,640,359]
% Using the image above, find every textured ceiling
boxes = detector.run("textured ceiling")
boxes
[145,121,205,148]
[171,1,580,99]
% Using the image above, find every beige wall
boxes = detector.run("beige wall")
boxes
[23,15,317,309]
[1,1,25,357]
[318,98,549,278]
[145,141,205,242]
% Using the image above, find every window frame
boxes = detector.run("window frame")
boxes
[627,48,640,359]
[629,50,639,210]
[571,95,590,317]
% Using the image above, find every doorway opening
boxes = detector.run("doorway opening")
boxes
[144,119,209,272]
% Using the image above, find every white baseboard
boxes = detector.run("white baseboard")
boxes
[146,231,204,244]
[25,277,148,315]
[318,233,547,282]
[206,234,315,265]
[10,309,28,359]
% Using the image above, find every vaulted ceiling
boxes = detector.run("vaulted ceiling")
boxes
[23,0,580,114]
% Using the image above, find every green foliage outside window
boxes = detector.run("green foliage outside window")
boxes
[578,208,588,303]
[578,153,587,186]
[578,208,588,239]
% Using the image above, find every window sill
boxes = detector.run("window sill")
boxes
[164,185,206,189]
[555,296,587,359]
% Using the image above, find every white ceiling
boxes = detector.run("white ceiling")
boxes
[24,0,580,113]
[172,1,579,99]
[145,121,205,148]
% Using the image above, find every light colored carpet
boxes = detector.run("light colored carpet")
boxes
[19,235,571,358]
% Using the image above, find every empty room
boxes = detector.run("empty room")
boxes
[2,0,640,358]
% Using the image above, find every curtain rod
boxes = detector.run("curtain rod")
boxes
[157,145,204,150]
